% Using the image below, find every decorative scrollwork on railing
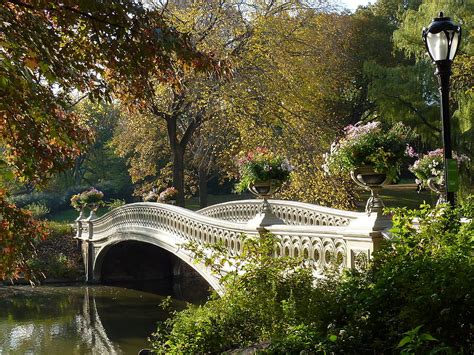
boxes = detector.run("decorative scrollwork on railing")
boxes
[90,204,254,256]
[198,199,357,227]
[271,233,347,274]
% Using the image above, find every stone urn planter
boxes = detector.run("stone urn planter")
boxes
[86,203,99,220]
[247,180,284,229]
[249,180,282,215]
[75,208,86,221]
[350,166,390,215]
[427,177,447,205]
[248,180,282,200]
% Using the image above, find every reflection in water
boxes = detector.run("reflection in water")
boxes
[0,282,207,355]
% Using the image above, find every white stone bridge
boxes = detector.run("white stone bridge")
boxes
[76,199,391,293]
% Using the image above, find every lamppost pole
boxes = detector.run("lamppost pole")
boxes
[422,12,461,208]
[436,60,455,206]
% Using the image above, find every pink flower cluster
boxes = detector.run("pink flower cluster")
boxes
[405,144,418,158]
[343,121,381,140]
[159,187,178,202]
[237,147,270,166]
[428,148,444,157]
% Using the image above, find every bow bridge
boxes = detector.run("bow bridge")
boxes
[76,199,391,293]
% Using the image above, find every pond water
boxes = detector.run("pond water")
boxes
[0,283,206,354]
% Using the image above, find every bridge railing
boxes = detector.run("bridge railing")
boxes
[86,203,259,256]
[198,199,359,226]
[79,200,391,276]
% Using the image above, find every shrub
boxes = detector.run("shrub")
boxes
[150,200,474,354]
[27,221,81,281]
[318,202,473,354]
[24,202,50,219]
[46,221,74,239]
[150,235,318,353]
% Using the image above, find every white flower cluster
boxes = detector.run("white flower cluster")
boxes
[429,160,443,177]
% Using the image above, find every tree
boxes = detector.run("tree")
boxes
[111,1,314,206]
[110,0,240,206]
[392,0,473,191]
[215,10,369,209]
[0,0,215,279]
[1,0,207,183]
[48,102,132,195]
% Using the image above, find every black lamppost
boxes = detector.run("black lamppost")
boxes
[422,12,461,207]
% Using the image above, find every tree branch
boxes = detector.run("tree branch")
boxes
[383,93,441,133]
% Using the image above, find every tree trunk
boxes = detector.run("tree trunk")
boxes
[165,107,202,208]
[167,117,186,207]
[172,145,186,207]
[198,166,208,208]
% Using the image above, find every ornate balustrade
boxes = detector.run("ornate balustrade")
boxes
[198,199,358,227]
[87,203,259,256]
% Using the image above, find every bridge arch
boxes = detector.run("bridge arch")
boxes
[92,231,221,292]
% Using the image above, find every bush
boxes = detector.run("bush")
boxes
[27,221,81,281]
[151,235,318,354]
[150,200,474,354]
[10,191,66,213]
[107,198,126,211]
[46,221,74,239]
[24,202,50,219]
[318,202,474,354]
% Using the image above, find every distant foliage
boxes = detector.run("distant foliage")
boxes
[10,182,127,214]
[107,199,126,211]
[151,199,474,354]
[10,191,65,213]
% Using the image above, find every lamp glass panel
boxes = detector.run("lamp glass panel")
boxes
[426,32,448,61]
[449,31,460,60]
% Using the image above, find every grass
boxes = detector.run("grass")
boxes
[49,186,434,223]
[185,192,253,211]
[49,207,109,223]
[359,184,437,211]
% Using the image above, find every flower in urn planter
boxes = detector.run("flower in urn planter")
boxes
[323,121,416,181]
[159,187,178,203]
[235,147,293,194]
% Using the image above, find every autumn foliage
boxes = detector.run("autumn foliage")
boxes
[0,189,48,281]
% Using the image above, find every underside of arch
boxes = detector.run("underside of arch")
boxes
[92,232,221,292]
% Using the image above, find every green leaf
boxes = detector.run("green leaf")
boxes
[397,335,412,348]
[419,333,438,342]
